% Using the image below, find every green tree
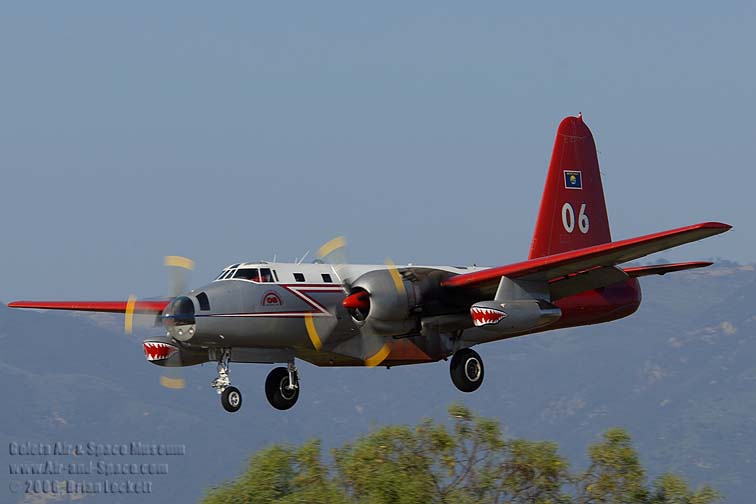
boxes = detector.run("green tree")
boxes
[204,440,348,504]
[575,428,647,503]
[647,474,719,504]
[202,405,718,504]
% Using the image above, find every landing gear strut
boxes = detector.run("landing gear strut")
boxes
[450,348,484,393]
[265,361,300,410]
[211,349,242,413]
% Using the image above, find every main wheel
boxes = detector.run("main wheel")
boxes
[265,367,300,410]
[450,348,484,392]
[221,386,242,413]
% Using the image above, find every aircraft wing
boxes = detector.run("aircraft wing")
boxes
[441,221,730,296]
[6,300,169,314]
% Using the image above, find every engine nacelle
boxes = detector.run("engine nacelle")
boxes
[470,299,561,335]
[142,338,209,367]
[348,270,419,337]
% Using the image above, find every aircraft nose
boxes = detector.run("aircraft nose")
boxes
[164,295,196,341]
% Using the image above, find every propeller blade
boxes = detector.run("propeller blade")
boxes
[316,236,347,263]
[164,255,195,297]
[317,236,351,288]
[384,258,406,296]
[162,256,195,389]
[124,295,137,334]
[362,332,391,367]
[124,295,164,334]
[304,312,339,352]
[160,372,186,389]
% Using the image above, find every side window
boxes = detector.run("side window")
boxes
[294,273,305,282]
[321,273,332,283]
[196,292,210,311]
[260,268,274,283]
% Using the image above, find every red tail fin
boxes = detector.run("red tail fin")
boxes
[528,115,611,259]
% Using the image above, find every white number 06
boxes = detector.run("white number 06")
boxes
[561,203,589,234]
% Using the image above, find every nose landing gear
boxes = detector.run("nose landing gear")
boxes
[211,349,242,413]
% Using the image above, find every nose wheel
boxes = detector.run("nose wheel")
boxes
[450,348,484,392]
[265,363,300,410]
[211,349,243,413]
[221,386,242,412]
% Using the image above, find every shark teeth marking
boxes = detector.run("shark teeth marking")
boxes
[143,341,178,361]
[470,306,508,327]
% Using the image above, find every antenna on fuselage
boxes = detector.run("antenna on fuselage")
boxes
[297,250,310,265]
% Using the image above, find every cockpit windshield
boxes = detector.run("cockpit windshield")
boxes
[234,268,261,281]
[214,265,276,283]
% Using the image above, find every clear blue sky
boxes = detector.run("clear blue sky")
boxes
[1,2,753,301]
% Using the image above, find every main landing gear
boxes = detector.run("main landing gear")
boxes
[211,349,301,413]
[450,348,484,393]
[265,362,300,411]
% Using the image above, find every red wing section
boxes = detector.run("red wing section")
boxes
[442,222,730,292]
[7,300,169,314]
[622,261,713,278]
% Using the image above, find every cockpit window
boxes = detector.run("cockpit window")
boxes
[222,270,236,279]
[259,268,274,283]
[215,271,226,280]
[234,268,261,281]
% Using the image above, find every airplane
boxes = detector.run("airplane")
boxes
[9,114,731,413]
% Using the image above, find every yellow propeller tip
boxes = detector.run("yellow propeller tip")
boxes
[304,313,323,351]
[317,236,347,259]
[160,376,186,389]
[124,295,137,334]
[164,256,195,270]
[384,259,406,296]
[364,344,391,368]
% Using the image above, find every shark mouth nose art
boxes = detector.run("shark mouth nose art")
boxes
[143,341,178,361]
[470,306,508,327]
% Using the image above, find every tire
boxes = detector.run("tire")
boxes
[221,386,242,413]
[265,367,300,410]
[450,348,484,393]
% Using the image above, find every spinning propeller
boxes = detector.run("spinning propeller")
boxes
[314,236,409,367]
[124,255,195,389]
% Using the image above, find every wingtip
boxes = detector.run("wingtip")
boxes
[700,221,733,233]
